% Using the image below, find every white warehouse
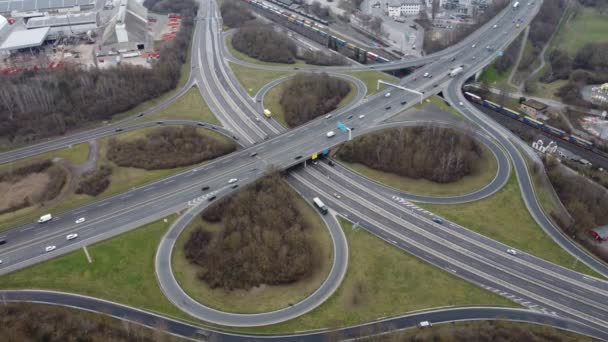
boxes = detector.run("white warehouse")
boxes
[387,0,422,18]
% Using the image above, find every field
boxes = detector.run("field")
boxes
[141,88,221,125]
[415,95,465,119]
[419,174,599,277]
[251,218,514,333]
[172,198,333,313]
[337,142,498,197]
[551,7,608,56]
[0,216,201,323]
[346,71,399,96]
[0,143,90,174]
[264,79,356,127]
[228,62,293,96]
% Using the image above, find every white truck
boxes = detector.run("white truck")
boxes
[449,66,464,77]
[38,214,52,223]
[513,1,520,8]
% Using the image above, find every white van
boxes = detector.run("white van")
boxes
[417,321,432,328]
[38,214,52,223]
[326,131,336,138]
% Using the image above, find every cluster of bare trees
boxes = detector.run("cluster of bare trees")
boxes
[493,34,523,74]
[554,62,608,108]
[280,73,350,127]
[76,165,113,196]
[0,0,196,147]
[220,0,255,28]
[106,127,236,170]
[0,159,67,215]
[0,303,179,342]
[143,0,194,14]
[232,23,299,63]
[337,126,483,183]
[185,172,317,290]
[308,1,331,20]
[422,0,509,53]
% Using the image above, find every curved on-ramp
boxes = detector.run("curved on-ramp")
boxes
[0,289,605,341]
[155,194,348,327]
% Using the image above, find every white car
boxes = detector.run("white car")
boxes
[471,44,476,48]
[45,245,56,253]
[326,131,336,138]
[75,217,85,224]
[385,92,391,97]
[423,72,429,77]
[325,114,332,119]
[66,233,79,240]
[0,260,3,264]
[417,321,432,328]
[506,248,518,256]
[333,193,341,199]
[228,178,238,184]
[459,102,464,106]
[493,24,498,28]
[359,114,366,119]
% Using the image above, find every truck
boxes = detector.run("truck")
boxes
[513,1,519,8]
[312,197,328,215]
[449,66,464,77]
[38,214,52,223]
[263,109,272,118]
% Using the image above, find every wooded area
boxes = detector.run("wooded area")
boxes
[220,0,255,28]
[0,0,196,147]
[0,159,67,215]
[106,127,236,170]
[280,73,350,127]
[0,303,179,342]
[337,126,483,183]
[185,172,318,290]
[76,165,113,196]
[232,23,299,64]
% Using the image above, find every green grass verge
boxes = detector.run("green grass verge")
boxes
[139,88,221,125]
[0,143,90,172]
[264,79,356,127]
[347,71,399,96]
[228,62,293,96]
[172,197,333,314]
[418,173,599,277]
[415,95,465,119]
[0,215,203,323]
[337,144,498,197]
[0,127,236,233]
[247,218,515,333]
[225,35,308,68]
[478,64,509,85]
[551,7,608,56]
[530,80,567,101]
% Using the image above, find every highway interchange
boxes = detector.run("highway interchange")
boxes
[2,0,608,340]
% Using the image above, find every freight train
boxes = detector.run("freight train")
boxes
[464,91,594,149]
[266,0,329,25]
[242,0,390,63]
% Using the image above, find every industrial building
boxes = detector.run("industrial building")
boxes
[26,11,97,38]
[0,0,96,16]
[100,0,149,53]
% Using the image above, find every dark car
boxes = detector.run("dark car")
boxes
[201,186,210,191]
[450,57,456,62]
[197,122,205,126]
[328,160,335,167]
[0,238,6,246]
[137,113,144,117]
[233,136,239,140]
[212,126,218,130]
[250,152,258,157]
[432,217,444,224]
[231,184,239,189]
[115,128,123,132]
[208,196,216,202]
[295,155,303,160]
[157,121,163,125]
[433,84,438,88]
[347,115,353,119]
[400,101,407,105]
[385,106,391,110]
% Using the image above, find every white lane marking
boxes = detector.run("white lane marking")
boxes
[96,202,109,208]
[142,187,156,192]
[83,246,93,263]
[21,227,33,231]
[121,194,132,199]
[164,179,175,184]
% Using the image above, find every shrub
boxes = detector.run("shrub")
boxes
[76,165,113,196]
[337,126,483,183]
[220,0,255,28]
[280,73,350,127]
[185,173,317,290]
[106,126,236,170]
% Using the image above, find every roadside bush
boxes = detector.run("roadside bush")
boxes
[337,126,483,183]
[301,50,348,66]
[220,0,255,28]
[76,165,113,196]
[143,0,195,13]
[185,172,317,290]
[106,126,236,170]
[280,73,350,126]
[0,303,179,342]
[231,23,298,63]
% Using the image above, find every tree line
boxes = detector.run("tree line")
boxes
[545,156,608,261]
[184,172,317,290]
[0,303,180,342]
[231,23,347,65]
[337,126,483,183]
[280,73,350,127]
[220,0,255,28]
[0,159,67,215]
[143,0,194,14]
[0,0,197,147]
[422,0,509,53]
[106,126,236,170]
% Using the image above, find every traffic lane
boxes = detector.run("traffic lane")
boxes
[444,85,608,277]
[313,161,608,307]
[295,169,608,326]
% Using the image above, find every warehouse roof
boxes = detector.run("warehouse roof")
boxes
[0,0,95,13]
[26,11,97,28]
[0,26,48,51]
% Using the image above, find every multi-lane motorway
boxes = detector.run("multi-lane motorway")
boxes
[2,0,608,339]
